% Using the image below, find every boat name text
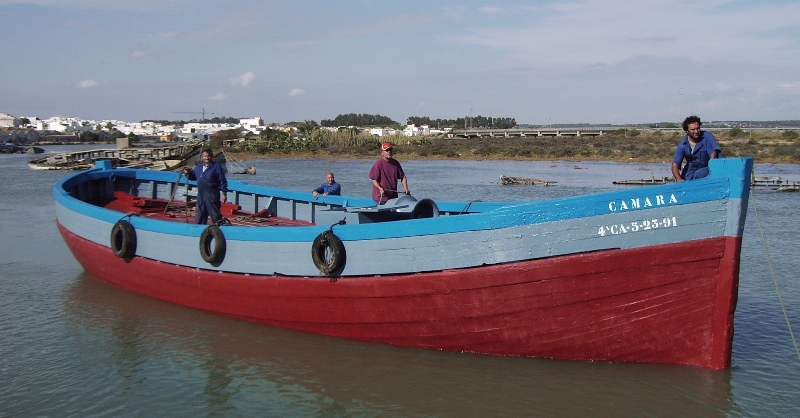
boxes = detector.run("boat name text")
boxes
[597,217,678,236]
[608,193,678,212]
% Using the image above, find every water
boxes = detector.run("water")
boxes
[2,147,800,417]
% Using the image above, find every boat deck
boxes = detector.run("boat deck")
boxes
[91,191,314,227]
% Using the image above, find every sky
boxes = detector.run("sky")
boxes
[1,0,799,125]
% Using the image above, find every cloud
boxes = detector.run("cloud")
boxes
[777,81,800,92]
[209,92,227,101]
[229,71,255,87]
[131,50,145,59]
[445,1,800,68]
[77,79,98,89]
[288,88,305,97]
[478,6,505,16]
[330,14,437,38]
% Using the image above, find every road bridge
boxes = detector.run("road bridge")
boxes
[450,128,607,138]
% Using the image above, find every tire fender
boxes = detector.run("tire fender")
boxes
[200,225,226,264]
[110,220,137,259]
[311,231,346,276]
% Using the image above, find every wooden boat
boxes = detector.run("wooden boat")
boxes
[28,141,204,171]
[55,157,754,369]
[218,151,256,175]
[751,176,782,187]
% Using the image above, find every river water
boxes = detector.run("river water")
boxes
[2,147,799,417]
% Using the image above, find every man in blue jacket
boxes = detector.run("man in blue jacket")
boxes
[184,149,228,224]
[312,172,341,199]
[671,115,722,181]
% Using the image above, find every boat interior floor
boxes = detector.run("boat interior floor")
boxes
[89,191,314,227]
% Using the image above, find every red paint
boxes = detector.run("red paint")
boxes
[59,222,741,369]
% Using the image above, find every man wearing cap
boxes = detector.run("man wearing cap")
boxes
[369,142,410,203]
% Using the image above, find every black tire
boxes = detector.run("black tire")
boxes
[411,198,439,219]
[311,231,346,276]
[110,220,137,259]
[199,225,226,264]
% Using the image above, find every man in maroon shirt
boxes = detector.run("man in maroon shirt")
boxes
[369,142,410,203]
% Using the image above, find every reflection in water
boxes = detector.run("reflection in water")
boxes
[63,272,736,416]
[202,358,237,416]
[111,316,146,388]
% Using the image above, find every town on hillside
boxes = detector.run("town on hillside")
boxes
[0,112,458,146]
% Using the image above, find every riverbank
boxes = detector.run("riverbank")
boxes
[226,129,800,164]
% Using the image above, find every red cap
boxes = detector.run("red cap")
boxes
[381,142,394,150]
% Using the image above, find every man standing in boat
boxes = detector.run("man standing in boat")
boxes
[312,172,341,199]
[671,115,722,181]
[370,142,410,204]
[184,148,228,224]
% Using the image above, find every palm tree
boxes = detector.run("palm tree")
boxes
[296,120,319,136]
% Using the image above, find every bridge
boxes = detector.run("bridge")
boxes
[450,128,610,138]
[450,126,800,139]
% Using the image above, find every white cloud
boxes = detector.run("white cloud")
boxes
[131,50,145,59]
[209,92,227,101]
[229,71,255,87]
[288,88,305,97]
[478,6,505,16]
[777,81,800,92]
[77,79,98,89]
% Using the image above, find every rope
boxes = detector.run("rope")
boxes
[117,212,139,223]
[750,174,800,362]
[164,171,183,215]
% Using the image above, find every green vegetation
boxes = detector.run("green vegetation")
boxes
[80,131,99,142]
[227,128,800,164]
[320,113,398,128]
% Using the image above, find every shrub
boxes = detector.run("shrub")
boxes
[729,127,743,138]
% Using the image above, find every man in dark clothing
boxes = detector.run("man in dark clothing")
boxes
[184,149,228,224]
[369,142,409,203]
[672,115,722,181]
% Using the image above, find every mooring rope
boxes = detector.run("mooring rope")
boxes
[750,176,800,362]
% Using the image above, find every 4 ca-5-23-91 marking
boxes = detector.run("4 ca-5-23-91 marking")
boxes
[597,217,678,236]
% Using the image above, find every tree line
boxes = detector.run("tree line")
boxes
[318,113,518,129]
[141,116,241,125]
[320,113,399,127]
[406,116,517,129]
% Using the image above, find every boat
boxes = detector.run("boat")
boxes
[751,176,782,187]
[28,141,204,171]
[0,144,44,154]
[218,150,256,175]
[54,157,754,369]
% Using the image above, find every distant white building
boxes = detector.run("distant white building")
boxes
[0,113,18,128]
[240,117,266,134]
[370,127,388,137]
[403,124,420,136]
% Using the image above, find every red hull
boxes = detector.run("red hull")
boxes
[59,222,740,369]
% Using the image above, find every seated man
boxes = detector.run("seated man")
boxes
[312,172,341,199]
[671,115,722,181]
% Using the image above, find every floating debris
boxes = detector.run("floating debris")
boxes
[499,175,556,186]
[774,184,799,192]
